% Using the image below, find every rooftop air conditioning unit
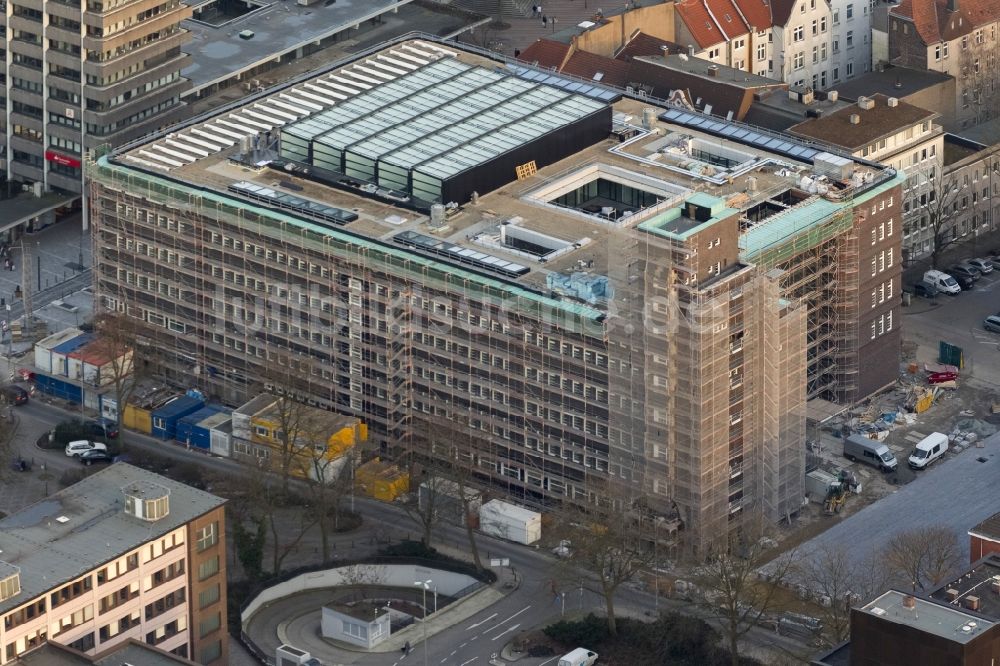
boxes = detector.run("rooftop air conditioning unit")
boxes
[887,97,899,107]
[849,114,861,125]
[857,96,876,110]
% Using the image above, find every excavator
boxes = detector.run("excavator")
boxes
[823,470,857,516]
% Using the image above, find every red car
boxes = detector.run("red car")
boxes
[927,371,959,384]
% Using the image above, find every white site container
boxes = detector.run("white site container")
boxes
[479,499,542,545]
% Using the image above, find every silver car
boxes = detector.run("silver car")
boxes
[984,315,1000,333]
[968,258,994,274]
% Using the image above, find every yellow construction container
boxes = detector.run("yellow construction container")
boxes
[915,391,934,414]
[123,404,152,434]
[355,458,410,502]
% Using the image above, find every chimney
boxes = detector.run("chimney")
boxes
[849,113,861,125]
[902,595,917,609]
[857,96,876,110]
[707,65,719,77]
[947,0,958,12]
[946,588,960,602]
[688,44,696,56]
[965,595,981,611]
[887,97,899,107]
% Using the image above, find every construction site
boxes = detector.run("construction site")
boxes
[88,35,903,553]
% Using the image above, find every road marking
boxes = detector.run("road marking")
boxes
[491,623,520,641]
[471,634,479,640]
[441,659,448,664]
[459,659,478,666]
[460,643,468,648]
[538,657,558,666]
[483,606,531,634]
[466,613,497,630]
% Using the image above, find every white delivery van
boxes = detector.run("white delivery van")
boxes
[908,432,949,469]
[923,270,961,294]
[558,648,598,666]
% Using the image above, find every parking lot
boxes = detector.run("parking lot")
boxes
[903,264,1000,387]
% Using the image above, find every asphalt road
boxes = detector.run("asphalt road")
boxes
[902,269,1000,385]
[11,395,812,666]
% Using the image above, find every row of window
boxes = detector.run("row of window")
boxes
[870,309,894,339]
[870,249,895,276]
[870,280,894,308]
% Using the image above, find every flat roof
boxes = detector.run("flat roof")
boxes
[106,38,897,320]
[929,555,1000,621]
[832,65,953,101]
[862,590,994,644]
[970,511,1000,543]
[15,640,195,665]
[0,191,77,234]
[181,0,413,92]
[638,54,782,89]
[0,463,225,615]
[788,94,937,151]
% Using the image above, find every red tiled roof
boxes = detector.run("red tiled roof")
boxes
[676,0,726,48]
[709,0,752,38]
[732,0,774,31]
[516,39,571,69]
[891,0,995,44]
[615,32,677,60]
[561,51,632,87]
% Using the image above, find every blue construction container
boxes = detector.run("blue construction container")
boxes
[175,405,230,450]
[33,373,83,403]
[150,395,205,440]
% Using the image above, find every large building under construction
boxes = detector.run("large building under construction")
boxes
[89,37,902,552]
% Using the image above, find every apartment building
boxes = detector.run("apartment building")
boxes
[772,0,835,89]
[673,0,780,77]
[790,94,942,261]
[0,464,227,665]
[889,0,1000,130]
[88,38,902,552]
[935,134,1000,256]
[0,0,192,195]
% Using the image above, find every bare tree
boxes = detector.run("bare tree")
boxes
[307,440,357,562]
[883,525,962,592]
[555,497,665,635]
[89,312,140,430]
[0,392,16,484]
[402,467,448,550]
[693,520,797,666]
[794,545,891,645]
[910,169,969,269]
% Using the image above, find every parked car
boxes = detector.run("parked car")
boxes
[0,385,28,406]
[952,273,975,290]
[968,258,994,274]
[65,440,108,457]
[949,263,981,281]
[985,315,1000,333]
[78,449,115,466]
[912,281,939,298]
[87,417,119,439]
[987,256,1000,270]
[557,648,599,666]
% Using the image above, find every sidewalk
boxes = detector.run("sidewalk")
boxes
[457,1,611,55]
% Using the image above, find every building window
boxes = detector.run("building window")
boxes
[199,612,221,638]
[794,51,805,68]
[820,16,827,31]
[198,556,220,581]
[794,25,804,41]
[846,3,853,18]
[847,62,854,76]
[196,522,218,552]
[846,30,854,46]
[757,43,766,60]
[199,584,220,609]
[200,640,222,663]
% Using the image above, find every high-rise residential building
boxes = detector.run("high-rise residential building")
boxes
[88,38,901,552]
[0,0,192,194]
[0,464,228,665]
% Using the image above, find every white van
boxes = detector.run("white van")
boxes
[65,440,107,457]
[923,270,961,294]
[908,432,949,469]
[558,648,598,666]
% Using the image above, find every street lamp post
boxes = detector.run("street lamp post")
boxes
[414,579,432,666]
